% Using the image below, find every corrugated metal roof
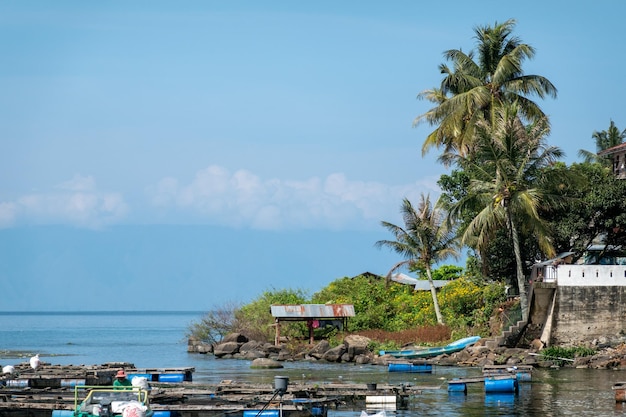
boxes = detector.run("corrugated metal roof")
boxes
[270,304,355,319]
[392,272,454,291]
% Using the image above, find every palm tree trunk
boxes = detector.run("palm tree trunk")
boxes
[425,267,444,324]
[508,211,529,320]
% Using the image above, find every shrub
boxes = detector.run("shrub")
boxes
[540,346,596,366]
[237,288,309,341]
[187,302,241,343]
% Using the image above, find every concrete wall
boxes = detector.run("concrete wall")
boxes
[556,265,626,286]
[551,285,626,345]
[530,286,555,325]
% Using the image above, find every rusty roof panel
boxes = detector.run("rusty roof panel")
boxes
[270,304,355,318]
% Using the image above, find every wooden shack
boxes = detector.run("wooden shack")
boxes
[270,304,355,345]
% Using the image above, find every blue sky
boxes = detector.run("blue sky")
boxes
[1,1,624,311]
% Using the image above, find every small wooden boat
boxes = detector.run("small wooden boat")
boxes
[379,336,481,359]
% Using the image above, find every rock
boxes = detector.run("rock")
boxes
[250,358,283,369]
[344,335,371,359]
[240,340,265,353]
[344,335,371,351]
[187,337,213,354]
[354,354,371,364]
[307,340,330,358]
[322,344,347,362]
[529,339,544,350]
[223,333,249,343]
[214,342,241,357]
[242,350,268,360]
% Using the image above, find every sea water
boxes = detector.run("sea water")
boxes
[0,311,624,416]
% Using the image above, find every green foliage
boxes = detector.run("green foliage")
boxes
[189,271,509,345]
[237,288,309,341]
[545,162,626,255]
[311,274,397,331]
[431,265,463,281]
[540,346,596,366]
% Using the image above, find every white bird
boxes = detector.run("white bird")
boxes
[29,354,41,371]
[2,365,15,374]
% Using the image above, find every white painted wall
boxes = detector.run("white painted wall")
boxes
[555,265,626,286]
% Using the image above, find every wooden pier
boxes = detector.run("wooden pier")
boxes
[0,363,433,417]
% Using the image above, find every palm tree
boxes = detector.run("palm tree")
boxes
[414,19,557,160]
[448,103,564,319]
[375,194,459,324]
[578,120,626,164]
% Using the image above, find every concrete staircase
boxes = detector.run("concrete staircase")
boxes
[484,319,528,349]
[485,320,528,349]
[484,282,557,349]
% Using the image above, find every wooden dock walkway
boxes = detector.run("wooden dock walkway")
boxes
[0,379,429,417]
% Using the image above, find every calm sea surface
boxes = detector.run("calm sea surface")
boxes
[1,311,626,416]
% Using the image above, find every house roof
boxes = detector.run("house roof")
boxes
[352,271,454,290]
[270,304,355,320]
[598,142,626,156]
[391,273,453,291]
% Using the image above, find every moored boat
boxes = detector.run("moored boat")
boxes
[379,336,481,359]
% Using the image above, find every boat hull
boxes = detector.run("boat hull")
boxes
[380,336,481,359]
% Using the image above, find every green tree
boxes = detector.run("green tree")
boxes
[448,104,566,319]
[545,162,626,256]
[237,288,308,341]
[414,18,557,160]
[376,194,459,324]
[578,120,626,164]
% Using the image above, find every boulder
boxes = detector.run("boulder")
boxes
[242,350,267,360]
[307,340,330,359]
[250,358,283,369]
[214,342,241,357]
[344,335,371,358]
[240,340,265,353]
[223,333,249,343]
[322,344,347,362]
[187,337,213,354]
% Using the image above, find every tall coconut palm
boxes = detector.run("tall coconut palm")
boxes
[375,194,459,324]
[578,120,626,164]
[448,103,565,319]
[414,19,557,160]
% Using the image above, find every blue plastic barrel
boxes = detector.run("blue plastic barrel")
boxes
[243,411,280,417]
[484,378,518,393]
[152,411,171,417]
[387,363,432,373]
[311,406,325,416]
[516,371,532,382]
[5,379,29,388]
[447,381,467,393]
[157,373,185,382]
[127,373,153,381]
[61,379,86,387]
[52,410,75,417]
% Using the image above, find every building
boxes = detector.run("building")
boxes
[598,142,626,179]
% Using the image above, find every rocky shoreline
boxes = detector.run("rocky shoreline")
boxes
[188,333,626,370]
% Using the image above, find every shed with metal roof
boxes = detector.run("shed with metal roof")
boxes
[270,304,355,345]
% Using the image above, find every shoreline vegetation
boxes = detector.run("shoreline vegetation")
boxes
[186,272,625,373]
[188,332,626,371]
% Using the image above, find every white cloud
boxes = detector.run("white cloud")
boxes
[0,202,18,228]
[0,175,128,229]
[149,165,440,230]
[0,168,440,230]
